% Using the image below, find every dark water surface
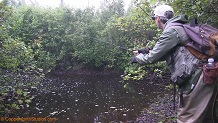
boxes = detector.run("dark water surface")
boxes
[20,74,165,123]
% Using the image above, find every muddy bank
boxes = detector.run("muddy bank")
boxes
[135,94,177,123]
[50,68,122,76]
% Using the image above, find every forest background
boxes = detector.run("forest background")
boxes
[0,0,218,117]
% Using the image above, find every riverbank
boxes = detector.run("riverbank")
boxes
[135,94,177,123]
[51,68,122,76]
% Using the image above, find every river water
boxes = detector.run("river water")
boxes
[19,74,166,123]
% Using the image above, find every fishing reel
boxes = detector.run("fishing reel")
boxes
[130,48,150,64]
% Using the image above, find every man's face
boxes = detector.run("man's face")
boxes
[154,17,163,29]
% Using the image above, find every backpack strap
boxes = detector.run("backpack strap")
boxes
[190,18,198,27]
[167,24,190,45]
[167,22,209,61]
[173,82,176,110]
[173,81,185,109]
[186,46,209,62]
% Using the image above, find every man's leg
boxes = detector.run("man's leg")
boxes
[177,74,216,123]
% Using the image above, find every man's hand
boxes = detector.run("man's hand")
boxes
[133,48,150,55]
[130,56,137,64]
[133,50,139,55]
[131,48,150,64]
[137,48,150,54]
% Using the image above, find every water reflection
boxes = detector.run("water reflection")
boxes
[21,74,165,123]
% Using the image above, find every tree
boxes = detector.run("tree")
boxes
[170,0,218,27]
[0,1,42,116]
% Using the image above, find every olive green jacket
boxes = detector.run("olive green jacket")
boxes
[135,14,189,64]
[135,15,201,86]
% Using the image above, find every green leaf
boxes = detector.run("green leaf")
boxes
[23,92,28,97]
[12,103,20,109]
[18,100,23,104]
[16,89,22,95]
[25,99,31,104]
[123,84,127,88]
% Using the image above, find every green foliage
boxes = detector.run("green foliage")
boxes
[117,1,167,82]
[0,38,34,69]
[170,0,218,28]
[122,64,147,81]
[0,69,40,116]
[1,0,218,119]
[4,1,130,71]
[0,1,42,116]
[0,0,132,116]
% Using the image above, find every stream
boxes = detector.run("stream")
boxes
[17,74,166,123]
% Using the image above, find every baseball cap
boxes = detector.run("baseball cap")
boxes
[152,5,174,20]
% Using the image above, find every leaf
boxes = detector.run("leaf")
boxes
[12,103,20,109]
[23,91,28,97]
[29,96,35,100]
[18,100,23,104]
[155,112,159,114]
[25,99,31,103]
[16,89,22,95]
[123,84,127,88]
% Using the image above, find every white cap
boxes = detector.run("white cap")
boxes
[153,5,174,17]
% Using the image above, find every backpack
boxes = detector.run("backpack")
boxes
[166,20,218,109]
[167,19,218,62]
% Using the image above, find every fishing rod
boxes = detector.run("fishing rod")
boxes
[137,5,151,17]
[93,38,132,51]
[93,38,151,57]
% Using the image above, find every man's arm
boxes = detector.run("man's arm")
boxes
[135,28,180,64]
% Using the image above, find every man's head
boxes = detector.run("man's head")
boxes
[152,5,174,29]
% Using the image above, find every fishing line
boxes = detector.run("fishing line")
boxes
[137,5,151,17]
[93,38,132,51]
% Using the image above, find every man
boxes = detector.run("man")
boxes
[133,5,217,123]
